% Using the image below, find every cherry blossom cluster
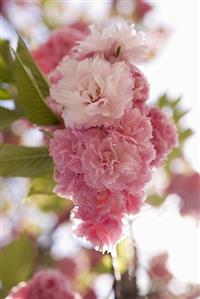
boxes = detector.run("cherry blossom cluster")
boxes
[166,172,200,219]
[32,23,89,75]
[40,24,178,252]
[6,269,80,299]
[7,255,98,299]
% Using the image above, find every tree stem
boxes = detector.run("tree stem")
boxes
[111,248,121,299]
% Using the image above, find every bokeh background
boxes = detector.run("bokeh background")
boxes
[0,1,200,298]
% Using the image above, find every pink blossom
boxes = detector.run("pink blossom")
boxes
[166,172,200,219]
[73,206,124,252]
[70,22,90,35]
[81,129,133,192]
[72,186,141,251]
[49,58,149,120]
[81,127,154,195]
[49,105,176,250]
[85,249,102,268]
[0,0,7,14]
[149,253,172,283]
[32,23,87,74]
[131,65,149,103]
[7,270,77,299]
[123,192,142,215]
[149,107,177,166]
[49,129,83,197]
[73,187,125,219]
[50,118,155,198]
[6,282,28,299]
[116,108,152,143]
[45,96,63,116]
[50,57,133,128]
[26,269,76,299]
[83,288,97,299]
[46,70,64,116]
[49,112,154,249]
[71,184,125,251]
[76,185,142,219]
[133,0,153,22]
[74,24,148,63]
[56,257,78,282]
[47,22,178,251]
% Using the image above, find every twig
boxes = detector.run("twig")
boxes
[111,249,121,299]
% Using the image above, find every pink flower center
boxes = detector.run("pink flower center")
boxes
[103,150,113,164]
[79,77,102,104]
[88,85,101,103]
[102,150,119,171]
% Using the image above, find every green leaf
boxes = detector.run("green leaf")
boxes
[0,235,37,297]
[0,144,53,177]
[168,147,182,160]
[26,194,71,213]
[157,94,183,110]
[94,254,112,274]
[164,147,182,175]
[157,94,169,108]
[0,39,14,83]
[0,40,13,66]
[171,96,181,107]
[179,128,193,143]
[0,87,12,99]
[25,174,72,213]
[28,173,55,196]
[16,35,49,98]
[0,41,13,84]
[173,109,189,123]
[0,57,11,83]
[13,50,59,125]
[146,194,165,206]
[0,107,21,130]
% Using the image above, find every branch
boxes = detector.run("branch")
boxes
[111,250,121,299]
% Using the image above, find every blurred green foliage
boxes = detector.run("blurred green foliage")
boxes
[25,173,72,213]
[0,235,37,298]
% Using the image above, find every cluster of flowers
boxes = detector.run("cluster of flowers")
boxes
[7,254,99,299]
[166,171,200,220]
[133,0,153,22]
[148,252,200,299]
[7,269,80,299]
[32,23,89,75]
[34,23,177,252]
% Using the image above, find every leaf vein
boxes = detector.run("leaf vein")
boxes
[1,153,50,162]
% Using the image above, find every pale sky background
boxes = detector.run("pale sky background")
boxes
[135,0,200,287]
[142,0,200,173]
